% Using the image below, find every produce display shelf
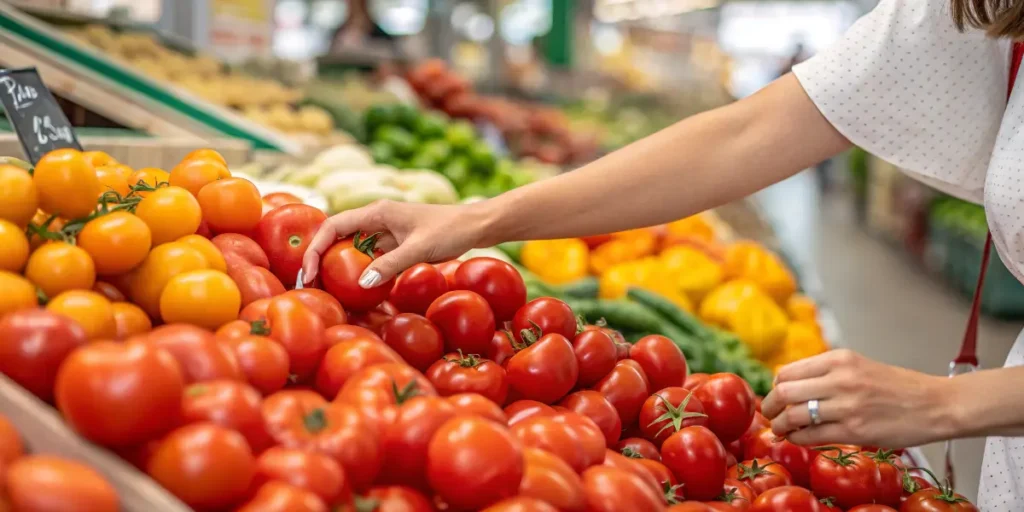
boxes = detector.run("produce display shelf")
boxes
[0,2,302,154]
[0,132,250,169]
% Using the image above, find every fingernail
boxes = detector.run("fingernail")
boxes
[359,269,381,289]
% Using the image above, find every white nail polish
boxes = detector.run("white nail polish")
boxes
[359,269,381,289]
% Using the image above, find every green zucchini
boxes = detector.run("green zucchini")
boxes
[555,276,599,299]
[627,287,713,338]
[564,299,664,334]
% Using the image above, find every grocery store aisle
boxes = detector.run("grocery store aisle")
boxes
[755,169,1023,502]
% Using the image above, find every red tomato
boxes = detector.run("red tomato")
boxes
[453,257,526,322]
[901,488,977,511]
[320,233,394,312]
[379,396,457,488]
[728,458,793,495]
[147,324,243,384]
[662,426,728,501]
[427,351,509,405]
[240,298,272,323]
[572,328,618,387]
[809,448,881,510]
[390,263,448,315]
[601,450,663,500]
[335,363,437,429]
[324,324,382,346]
[749,486,822,512]
[552,411,607,468]
[848,506,898,512]
[182,380,271,453]
[147,423,255,511]
[0,310,88,402]
[667,503,738,511]
[314,339,403,400]
[869,450,905,507]
[630,335,688,391]
[489,330,517,366]
[254,204,326,287]
[381,313,445,372]
[211,233,270,268]
[638,387,708,447]
[901,475,935,503]
[505,399,556,427]
[582,465,666,512]
[738,413,770,455]
[519,447,586,512]
[616,437,661,461]
[227,265,286,307]
[347,302,396,335]
[512,415,587,473]
[722,477,758,509]
[266,296,327,382]
[55,341,185,447]
[481,497,559,512]
[261,391,381,491]
[594,359,650,427]
[357,486,434,512]
[5,455,119,512]
[435,260,461,288]
[226,335,290,395]
[751,432,814,489]
[512,297,577,341]
[262,192,303,208]
[237,482,328,512]
[559,390,622,447]
[253,447,348,505]
[693,373,755,444]
[447,393,508,424]
[284,289,347,327]
[684,373,711,391]
[426,290,496,355]
[506,332,578,404]
[426,416,524,510]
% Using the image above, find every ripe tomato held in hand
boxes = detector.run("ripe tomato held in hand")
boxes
[321,232,394,312]
[558,390,622,447]
[382,313,445,372]
[427,351,509,405]
[389,263,448,315]
[0,309,87,402]
[211,233,270,268]
[426,416,524,511]
[662,426,728,501]
[446,393,508,424]
[616,437,661,461]
[630,335,689,392]
[749,486,822,512]
[453,257,527,322]
[6,455,119,512]
[638,387,708,447]
[379,396,457,488]
[426,290,496,355]
[197,177,263,234]
[254,204,326,287]
[147,324,243,383]
[572,328,618,387]
[266,296,327,383]
[505,399,556,427]
[693,373,756,444]
[283,289,347,327]
[237,482,328,512]
[506,332,578,404]
[727,458,793,495]
[594,359,651,428]
[809,448,881,510]
[55,341,185,447]
[314,339,403,400]
[519,447,587,512]
[226,335,290,395]
[581,465,667,512]
[253,447,349,505]
[182,380,271,453]
[147,423,256,512]
[513,297,577,341]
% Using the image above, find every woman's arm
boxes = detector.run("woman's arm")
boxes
[302,73,849,284]
[948,366,1024,438]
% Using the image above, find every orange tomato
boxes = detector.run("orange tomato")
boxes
[0,165,38,226]
[129,242,210,319]
[128,167,170,197]
[25,242,96,298]
[94,165,130,200]
[0,271,37,318]
[177,234,227,272]
[93,281,127,302]
[26,210,67,250]
[46,290,116,340]
[100,163,134,181]
[81,150,117,168]
[112,302,152,339]
[0,220,29,272]
[182,149,228,169]
[77,212,153,275]
[33,149,100,220]
[135,186,202,246]
[160,269,241,330]
[6,456,119,512]
[170,159,226,197]
[197,178,262,234]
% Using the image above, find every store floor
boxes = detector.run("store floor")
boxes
[755,169,1024,501]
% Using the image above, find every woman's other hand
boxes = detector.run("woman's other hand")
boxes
[300,200,492,287]
[760,349,957,449]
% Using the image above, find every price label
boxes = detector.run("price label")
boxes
[0,67,81,164]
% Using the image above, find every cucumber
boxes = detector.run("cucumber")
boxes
[627,287,714,338]
[564,299,664,334]
[555,276,599,299]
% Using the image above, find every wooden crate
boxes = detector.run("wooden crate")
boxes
[0,133,251,169]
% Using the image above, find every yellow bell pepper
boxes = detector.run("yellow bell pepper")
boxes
[521,239,590,284]
[724,241,797,303]
[661,245,725,303]
[698,279,764,328]
[665,213,717,242]
[599,258,656,299]
[589,232,657,275]
[786,294,818,323]
[726,293,789,361]
[764,321,830,374]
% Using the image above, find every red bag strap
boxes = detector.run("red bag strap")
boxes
[953,41,1024,367]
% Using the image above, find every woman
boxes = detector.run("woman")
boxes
[303,0,1024,505]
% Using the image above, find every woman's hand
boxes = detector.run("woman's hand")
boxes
[300,200,494,288]
[760,349,957,449]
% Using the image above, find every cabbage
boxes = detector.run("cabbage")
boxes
[312,144,375,169]
[316,168,396,195]
[328,184,407,213]
[390,170,458,204]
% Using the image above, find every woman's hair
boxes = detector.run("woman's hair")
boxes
[952,0,1024,38]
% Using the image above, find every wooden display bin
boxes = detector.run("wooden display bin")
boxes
[0,133,251,169]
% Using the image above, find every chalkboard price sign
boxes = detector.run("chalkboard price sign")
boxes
[0,67,81,164]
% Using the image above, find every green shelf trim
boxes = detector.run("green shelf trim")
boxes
[0,7,285,151]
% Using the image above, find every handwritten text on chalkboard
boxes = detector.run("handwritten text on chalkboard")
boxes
[0,68,81,164]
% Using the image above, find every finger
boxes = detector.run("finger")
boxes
[761,376,836,420]
[787,423,850,446]
[774,350,846,386]
[375,232,399,253]
[770,398,840,435]
[360,243,426,287]
[301,209,380,282]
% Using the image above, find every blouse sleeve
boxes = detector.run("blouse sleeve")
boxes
[793,0,1009,202]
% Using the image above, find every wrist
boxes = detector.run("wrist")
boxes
[466,197,511,248]
[928,374,972,441]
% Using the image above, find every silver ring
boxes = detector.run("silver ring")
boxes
[808,399,822,426]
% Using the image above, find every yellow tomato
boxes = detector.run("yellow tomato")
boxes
[100,164,134,182]
[111,302,152,340]
[129,242,210,319]
[24,243,96,298]
[176,234,227,272]
[0,165,38,226]
[33,149,100,220]
[134,186,202,246]
[81,151,117,168]
[0,271,37,319]
[46,290,115,340]
[0,220,29,272]
[182,149,228,170]
[127,167,170,197]
[94,165,130,201]
[169,159,226,197]
[159,269,241,330]
[77,212,153,275]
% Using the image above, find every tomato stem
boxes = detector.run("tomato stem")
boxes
[734,459,778,481]
[648,390,708,439]
[908,466,967,503]
[288,235,302,248]
[620,447,643,459]
[391,378,422,405]
[249,320,270,336]
[303,408,328,434]
[445,349,482,368]
[353,496,380,512]
[353,231,383,260]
